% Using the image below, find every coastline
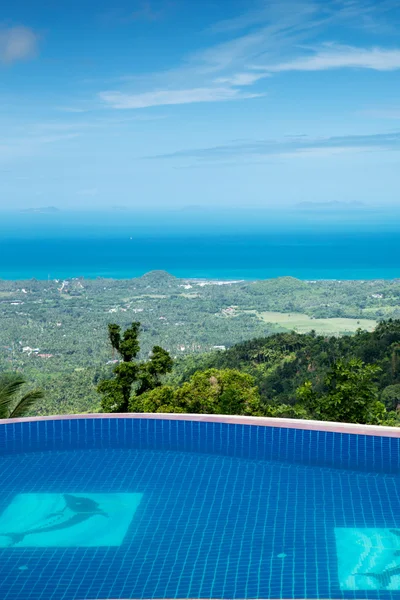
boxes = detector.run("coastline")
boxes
[0,272,399,282]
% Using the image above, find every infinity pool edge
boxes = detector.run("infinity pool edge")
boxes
[2,413,400,438]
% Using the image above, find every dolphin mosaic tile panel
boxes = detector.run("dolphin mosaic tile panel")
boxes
[335,528,400,591]
[0,493,142,548]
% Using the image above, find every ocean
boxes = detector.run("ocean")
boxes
[1,209,400,280]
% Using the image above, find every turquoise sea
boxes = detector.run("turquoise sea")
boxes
[1,208,400,280]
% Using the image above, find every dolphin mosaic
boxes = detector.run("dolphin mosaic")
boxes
[357,530,400,589]
[360,565,400,589]
[1,494,108,547]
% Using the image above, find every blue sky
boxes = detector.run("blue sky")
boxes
[1,0,400,209]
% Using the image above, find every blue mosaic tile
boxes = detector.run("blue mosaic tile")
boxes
[0,418,399,599]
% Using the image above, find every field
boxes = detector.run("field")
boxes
[252,311,377,335]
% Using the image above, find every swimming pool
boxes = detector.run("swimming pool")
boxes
[0,414,400,600]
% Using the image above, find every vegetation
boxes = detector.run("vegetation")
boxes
[1,271,400,417]
[131,368,262,416]
[97,322,173,412]
[0,373,44,419]
[2,309,400,424]
[381,384,400,411]
[166,319,400,425]
[128,355,396,425]
[295,359,385,424]
[98,317,400,426]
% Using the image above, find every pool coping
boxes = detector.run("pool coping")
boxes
[2,413,400,438]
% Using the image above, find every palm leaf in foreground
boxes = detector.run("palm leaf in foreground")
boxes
[0,375,26,418]
[0,374,44,419]
[8,390,45,419]
[0,375,25,403]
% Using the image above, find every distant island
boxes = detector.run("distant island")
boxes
[294,201,367,210]
[20,206,60,214]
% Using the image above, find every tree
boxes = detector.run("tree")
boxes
[129,385,184,414]
[97,322,173,412]
[381,384,400,411]
[264,403,311,419]
[0,373,44,419]
[130,368,263,416]
[136,346,174,395]
[296,358,385,424]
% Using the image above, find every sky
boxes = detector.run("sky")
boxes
[1,0,400,210]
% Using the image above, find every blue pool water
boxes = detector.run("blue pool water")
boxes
[0,418,400,600]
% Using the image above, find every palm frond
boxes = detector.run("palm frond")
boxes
[0,375,26,411]
[8,389,44,419]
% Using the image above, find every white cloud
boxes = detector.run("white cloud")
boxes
[98,1,400,112]
[148,131,400,161]
[279,146,382,159]
[214,72,269,86]
[0,26,39,65]
[100,86,262,109]
[207,0,400,36]
[266,45,400,72]
[98,2,326,111]
[208,1,321,35]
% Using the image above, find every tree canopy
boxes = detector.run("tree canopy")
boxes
[130,368,262,416]
[296,358,385,424]
[97,322,173,412]
[97,319,400,425]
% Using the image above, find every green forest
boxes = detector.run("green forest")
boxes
[93,318,400,425]
[165,319,400,424]
[1,271,400,421]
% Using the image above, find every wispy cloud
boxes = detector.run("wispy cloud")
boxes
[214,72,269,86]
[333,0,400,33]
[0,26,40,65]
[207,1,322,35]
[147,131,400,161]
[98,0,400,111]
[264,44,400,73]
[208,0,400,35]
[98,1,315,110]
[100,86,262,109]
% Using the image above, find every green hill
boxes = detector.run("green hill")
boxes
[170,319,400,412]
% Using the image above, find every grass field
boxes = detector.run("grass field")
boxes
[252,311,377,335]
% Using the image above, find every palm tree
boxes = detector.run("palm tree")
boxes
[0,373,44,419]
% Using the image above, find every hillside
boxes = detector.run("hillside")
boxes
[170,320,400,412]
[1,272,400,415]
